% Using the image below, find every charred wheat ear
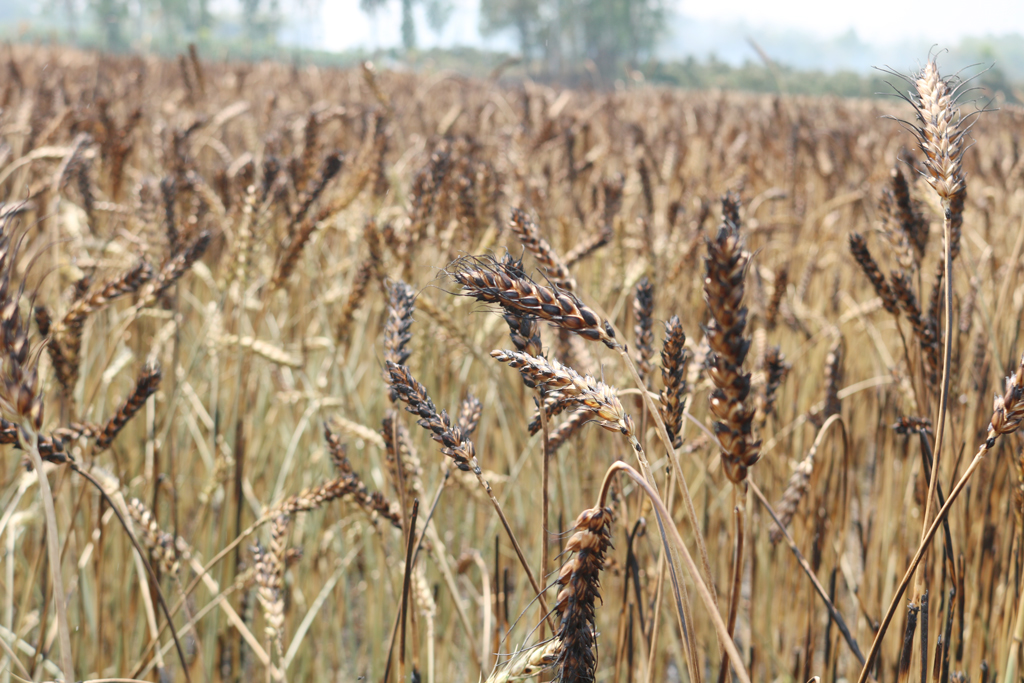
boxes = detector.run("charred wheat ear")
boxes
[385,361,479,473]
[336,219,384,345]
[888,165,929,260]
[381,410,424,499]
[490,350,634,437]
[632,277,655,381]
[150,230,211,302]
[33,304,51,337]
[508,207,576,291]
[383,281,416,366]
[765,266,787,329]
[297,111,320,195]
[272,152,350,288]
[503,308,543,386]
[52,259,153,393]
[295,151,344,222]
[563,175,619,267]
[384,360,556,633]
[336,259,374,345]
[450,255,616,348]
[823,338,844,420]
[325,421,402,528]
[546,411,590,453]
[891,270,940,385]
[501,255,544,359]
[989,355,1024,438]
[552,506,614,683]
[0,419,69,463]
[849,233,899,315]
[0,273,43,432]
[704,193,760,483]
[94,362,161,452]
[659,315,689,448]
[758,345,790,422]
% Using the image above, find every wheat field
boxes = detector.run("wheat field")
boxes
[1,43,1024,683]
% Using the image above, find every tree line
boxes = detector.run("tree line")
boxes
[38,0,664,79]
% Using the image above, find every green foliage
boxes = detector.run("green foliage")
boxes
[401,0,415,49]
[479,0,541,59]
[647,56,901,98]
[480,0,664,78]
[240,0,281,47]
[90,0,131,51]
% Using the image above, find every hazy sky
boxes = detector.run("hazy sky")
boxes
[680,0,1024,44]
[317,0,1024,52]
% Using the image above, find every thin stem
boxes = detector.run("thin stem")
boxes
[856,445,989,683]
[71,464,193,683]
[537,387,550,644]
[0,618,31,680]
[748,480,865,665]
[476,472,557,633]
[128,514,269,677]
[718,502,745,683]
[616,346,719,610]
[643,529,668,683]
[598,461,751,683]
[644,468,698,683]
[1004,562,1024,683]
[401,500,420,683]
[917,208,956,632]
[21,429,74,683]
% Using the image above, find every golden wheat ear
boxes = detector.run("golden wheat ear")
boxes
[491,350,634,437]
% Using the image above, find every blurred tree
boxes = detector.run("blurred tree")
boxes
[361,0,453,51]
[424,0,454,38]
[574,0,664,77]
[401,0,415,49]
[479,0,541,60]
[39,0,80,40]
[360,0,414,49]
[89,0,131,50]
[481,0,663,78]
[241,0,282,46]
[152,0,215,46]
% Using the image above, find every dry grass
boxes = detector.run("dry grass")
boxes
[1,42,1024,683]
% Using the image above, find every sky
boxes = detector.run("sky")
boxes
[314,0,1024,53]
[678,0,1024,45]
[318,0,491,53]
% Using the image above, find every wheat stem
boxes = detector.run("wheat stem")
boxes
[616,346,719,610]
[598,461,750,683]
[20,429,75,683]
